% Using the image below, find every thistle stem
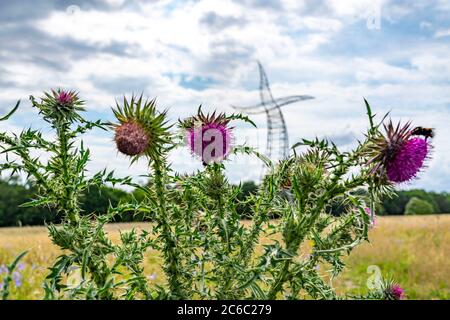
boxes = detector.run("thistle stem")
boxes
[267,260,291,299]
[240,178,274,263]
[208,164,234,298]
[152,160,184,299]
[56,123,78,223]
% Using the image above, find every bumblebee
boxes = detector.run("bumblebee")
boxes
[411,127,434,140]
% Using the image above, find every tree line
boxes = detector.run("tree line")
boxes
[0,178,448,227]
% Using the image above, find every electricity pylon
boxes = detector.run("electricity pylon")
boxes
[232,62,314,165]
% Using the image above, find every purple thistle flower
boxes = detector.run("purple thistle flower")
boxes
[181,109,233,165]
[187,122,232,165]
[389,284,405,300]
[17,263,25,272]
[368,121,432,184]
[386,137,429,183]
[56,90,73,105]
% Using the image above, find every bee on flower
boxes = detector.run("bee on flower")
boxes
[368,120,433,184]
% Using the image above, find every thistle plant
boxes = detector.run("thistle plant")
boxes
[0,91,154,299]
[0,91,433,300]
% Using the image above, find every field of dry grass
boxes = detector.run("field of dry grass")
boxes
[1,215,449,300]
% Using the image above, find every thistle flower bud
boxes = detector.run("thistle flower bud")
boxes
[114,121,149,156]
[111,95,170,162]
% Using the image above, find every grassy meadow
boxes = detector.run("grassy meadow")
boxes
[1,215,449,300]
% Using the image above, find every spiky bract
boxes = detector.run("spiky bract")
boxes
[179,108,231,130]
[364,207,376,229]
[112,95,171,163]
[368,120,411,175]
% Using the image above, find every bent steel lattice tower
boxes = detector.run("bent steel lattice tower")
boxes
[232,62,314,164]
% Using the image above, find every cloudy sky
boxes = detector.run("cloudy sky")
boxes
[0,0,449,191]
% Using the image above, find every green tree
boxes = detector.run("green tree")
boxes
[0,177,57,227]
[382,192,409,215]
[381,189,443,215]
[0,177,135,227]
[403,190,438,212]
[404,197,434,215]
[80,185,134,221]
[429,192,450,213]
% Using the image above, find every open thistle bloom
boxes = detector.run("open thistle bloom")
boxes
[56,90,74,106]
[30,89,84,124]
[111,95,171,162]
[386,283,405,300]
[386,137,429,183]
[180,108,233,165]
[368,121,432,183]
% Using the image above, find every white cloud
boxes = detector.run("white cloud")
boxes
[434,29,450,38]
[286,16,343,32]
[420,21,432,29]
